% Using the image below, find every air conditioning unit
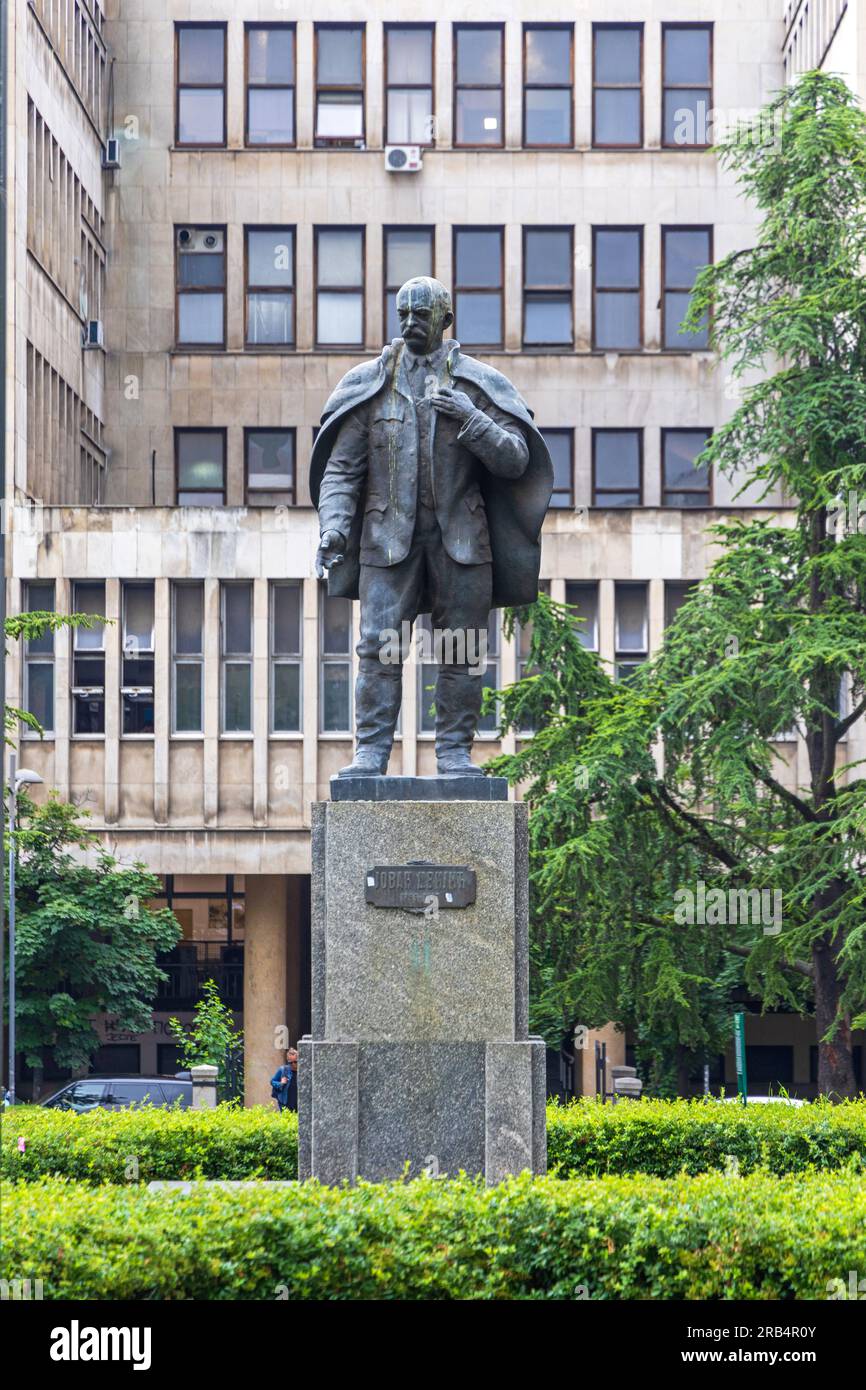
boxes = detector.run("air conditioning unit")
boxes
[84,320,104,349]
[177,228,225,254]
[385,145,422,173]
[102,138,121,170]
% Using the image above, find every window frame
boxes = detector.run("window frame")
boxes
[22,580,55,737]
[522,22,574,150]
[614,580,649,681]
[453,22,505,150]
[661,224,713,351]
[382,225,435,342]
[314,22,366,149]
[591,225,644,352]
[314,225,366,350]
[175,224,227,351]
[120,581,155,740]
[592,428,644,507]
[592,22,644,150]
[661,21,714,151]
[522,225,574,349]
[244,426,297,506]
[171,581,205,738]
[319,588,354,735]
[565,581,600,653]
[384,22,435,147]
[244,224,296,350]
[661,427,714,507]
[71,579,106,738]
[540,428,574,509]
[244,21,296,149]
[220,581,254,737]
[269,580,303,735]
[175,21,227,150]
[453,225,505,349]
[175,427,227,507]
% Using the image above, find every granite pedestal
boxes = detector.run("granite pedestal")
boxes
[298,778,547,1184]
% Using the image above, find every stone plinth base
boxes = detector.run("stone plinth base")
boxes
[299,797,547,1184]
[330,774,508,802]
[298,1038,546,1184]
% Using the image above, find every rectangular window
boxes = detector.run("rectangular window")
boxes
[593,227,643,351]
[593,24,643,148]
[662,429,712,507]
[176,429,226,506]
[663,24,713,148]
[454,24,504,148]
[246,24,295,146]
[516,580,551,734]
[385,25,434,145]
[315,227,365,347]
[615,582,648,681]
[121,582,155,736]
[245,429,295,506]
[176,24,226,147]
[383,227,434,341]
[477,613,501,735]
[664,580,697,629]
[271,581,302,733]
[315,24,365,147]
[176,227,226,348]
[72,581,105,735]
[172,583,204,735]
[221,583,253,734]
[593,429,643,506]
[565,582,599,652]
[662,227,711,350]
[246,227,295,347]
[454,227,503,347]
[23,581,55,734]
[320,591,353,733]
[541,430,573,508]
[523,24,573,147]
[523,227,573,347]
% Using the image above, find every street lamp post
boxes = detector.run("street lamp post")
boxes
[6,754,43,1105]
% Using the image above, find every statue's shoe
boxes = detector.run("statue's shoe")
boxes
[436,753,484,777]
[337,753,388,778]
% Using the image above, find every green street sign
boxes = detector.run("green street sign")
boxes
[733,1011,748,1105]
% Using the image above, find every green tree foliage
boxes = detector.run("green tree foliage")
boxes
[5,793,180,1074]
[493,73,866,1097]
[168,978,244,1091]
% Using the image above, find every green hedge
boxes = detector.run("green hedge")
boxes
[5,1099,865,1184]
[3,1171,865,1299]
[2,1105,298,1184]
[546,1097,866,1177]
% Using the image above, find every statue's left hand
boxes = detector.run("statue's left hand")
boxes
[429,387,477,424]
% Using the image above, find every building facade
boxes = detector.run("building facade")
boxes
[6,0,862,1102]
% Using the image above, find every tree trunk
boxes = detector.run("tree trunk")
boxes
[813,937,857,1099]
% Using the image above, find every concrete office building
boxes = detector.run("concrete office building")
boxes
[5,0,862,1102]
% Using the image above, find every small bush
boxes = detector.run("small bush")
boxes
[2,1105,298,1184]
[3,1170,864,1300]
[547,1097,866,1177]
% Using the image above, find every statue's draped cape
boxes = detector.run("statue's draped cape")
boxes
[309,340,554,608]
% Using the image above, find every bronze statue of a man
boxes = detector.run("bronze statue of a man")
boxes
[310,277,553,777]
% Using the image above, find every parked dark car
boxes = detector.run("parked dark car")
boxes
[41,1075,192,1112]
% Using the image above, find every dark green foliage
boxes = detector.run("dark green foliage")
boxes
[491,74,866,1094]
[5,794,181,1072]
[3,1168,864,1299]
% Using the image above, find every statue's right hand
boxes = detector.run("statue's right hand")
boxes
[315,530,346,580]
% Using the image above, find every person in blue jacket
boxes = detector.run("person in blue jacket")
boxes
[270,1048,298,1113]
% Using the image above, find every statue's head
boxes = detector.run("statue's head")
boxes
[395,277,454,356]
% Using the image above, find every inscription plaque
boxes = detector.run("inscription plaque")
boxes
[365,862,477,912]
